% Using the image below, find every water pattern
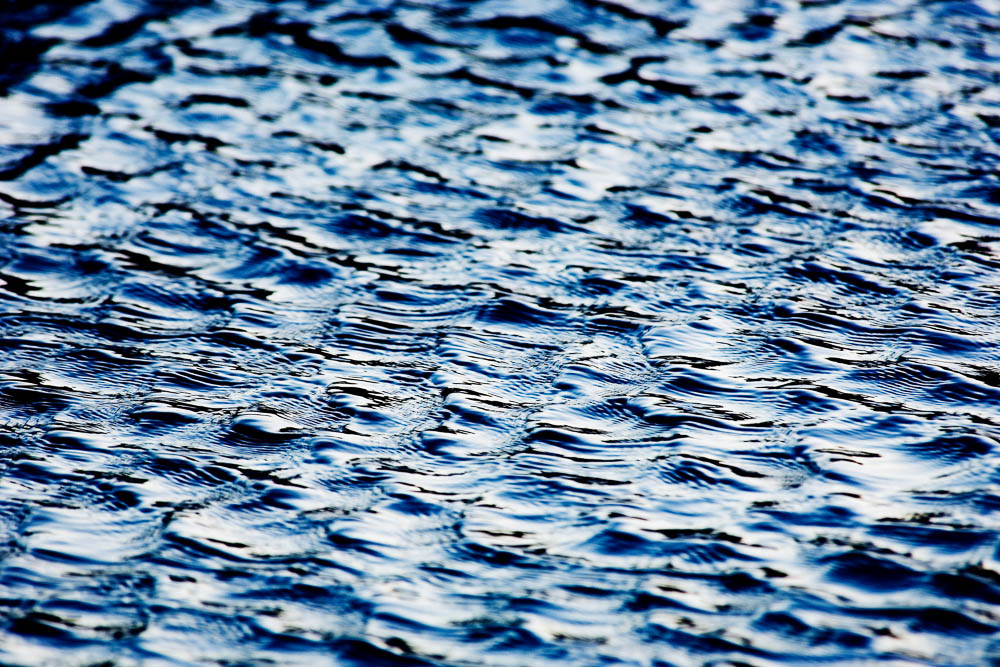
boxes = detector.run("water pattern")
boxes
[1,0,1000,664]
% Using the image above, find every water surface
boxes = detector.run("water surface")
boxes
[1,0,1000,664]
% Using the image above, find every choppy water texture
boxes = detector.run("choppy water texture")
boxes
[1,0,1000,664]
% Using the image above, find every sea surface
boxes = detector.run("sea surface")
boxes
[1,0,1000,664]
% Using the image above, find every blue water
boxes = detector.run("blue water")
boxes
[1,0,1000,664]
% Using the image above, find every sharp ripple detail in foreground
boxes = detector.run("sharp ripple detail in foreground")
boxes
[1,0,1000,664]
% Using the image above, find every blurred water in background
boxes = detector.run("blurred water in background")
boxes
[1,0,1000,664]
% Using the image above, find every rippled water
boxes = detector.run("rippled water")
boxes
[1,0,1000,664]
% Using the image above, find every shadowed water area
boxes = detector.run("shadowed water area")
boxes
[1,0,1000,664]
